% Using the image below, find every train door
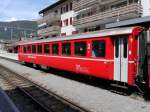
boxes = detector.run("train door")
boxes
[114,37,128,83]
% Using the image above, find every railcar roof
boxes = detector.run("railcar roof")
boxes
[18,26,141,45]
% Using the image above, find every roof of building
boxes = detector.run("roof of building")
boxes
[39,0,68,14]
[106,16,150,28]
[17,26,142,45]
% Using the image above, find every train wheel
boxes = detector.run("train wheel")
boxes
[33,64,41,69]
[40,65,49,70]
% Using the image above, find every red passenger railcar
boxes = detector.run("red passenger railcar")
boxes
[18,27,148,87]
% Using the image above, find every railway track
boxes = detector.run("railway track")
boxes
[0,65,90,112]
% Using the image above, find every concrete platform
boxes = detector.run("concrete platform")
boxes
[0,53,18,61]
[0,54,150,112]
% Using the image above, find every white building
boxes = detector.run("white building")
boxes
[38,0,76,36]
[141,0,150,17]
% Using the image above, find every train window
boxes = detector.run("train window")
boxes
[62,43,71,56]
[38,44,42,54]
[27,46,31,53]
[52,44,59,55]
[115,39,119,58]
[44,44,50,54]
[92,40,105,57]
[75,42,86,56]
[32,45,36,54]
[24,46,27,53]
[123,38,128,58]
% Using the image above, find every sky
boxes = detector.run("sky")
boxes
[0,0,57,22]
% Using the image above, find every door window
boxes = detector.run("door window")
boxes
[115,38,119,58]
[123,38,128,58]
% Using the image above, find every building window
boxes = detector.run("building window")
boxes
[70,2,72,10]
[32,45,36,54]
[66,19,68,26]
[66,4,69,12]
[64,19,68,26]
[70,17,73,25]
[44,44,50,54]
[62,43,71,56]
[55,10,58,14]
[38,44,42,54]
[61,7,63,14]
[52,44,59,55]
[60,21,62,27]
[75,42,86,56]
[92,40,106,57]
[63,7,66,13]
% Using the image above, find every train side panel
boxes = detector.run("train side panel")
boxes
[19,55,114,80]
[18,37,114,81]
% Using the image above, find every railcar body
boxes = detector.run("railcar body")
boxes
[18,27,148,87]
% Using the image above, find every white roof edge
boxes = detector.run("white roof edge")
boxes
[18,27,136,45]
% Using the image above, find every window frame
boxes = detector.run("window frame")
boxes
[27,45,31,53]
[92,39,106,58]
[74,41,87,57]
[44,43,51,55]
[32,44,37,54]
[37,44,43,54]
[62,42,71,56]
[52,43,60,55]
[23,45,27,53]
[70,17,73,25]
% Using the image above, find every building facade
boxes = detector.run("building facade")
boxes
[37,0,150,36]
[37,0,76,36]
[73,0,150,33]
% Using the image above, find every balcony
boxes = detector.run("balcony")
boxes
[38,26,60,35]
[37,12,61,25]
[73,0,98,11]
[74,3,142,28]
[100,0,121,5]
[73,0,122,11]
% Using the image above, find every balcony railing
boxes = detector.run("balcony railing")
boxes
[73,0,136,11]
[74,3,142,26]
[37,12,61,25]
[73,0,98,11]
[38,26,60,35]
